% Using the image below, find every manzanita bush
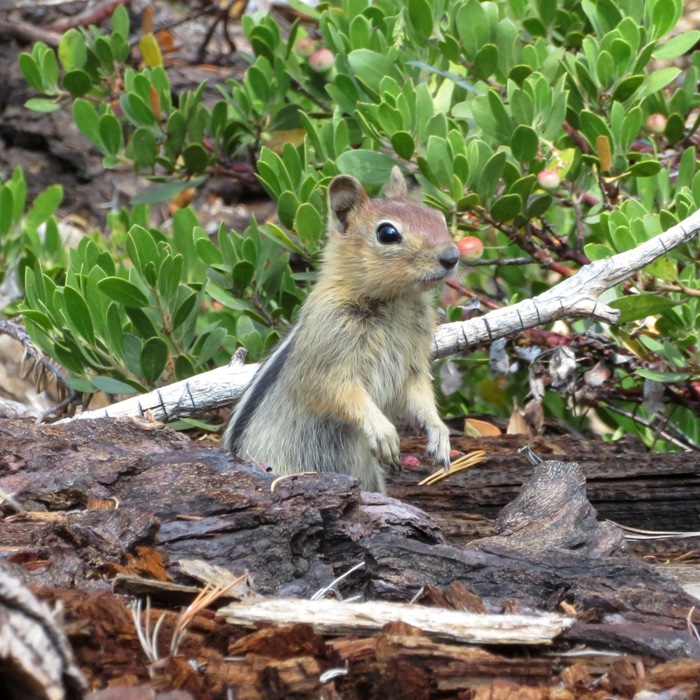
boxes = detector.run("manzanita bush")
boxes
[1,0,698,447]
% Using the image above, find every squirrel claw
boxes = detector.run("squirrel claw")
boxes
[426,421,451,470]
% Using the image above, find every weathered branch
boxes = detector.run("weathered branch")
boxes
[69,206,700,423]
[63,348,255,421]
[431,205,700,358]
[218,597,573,646]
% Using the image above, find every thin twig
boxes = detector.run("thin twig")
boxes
[603,402,699,451]
[468,256,536,266]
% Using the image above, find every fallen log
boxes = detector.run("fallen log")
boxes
[1,417,699,667]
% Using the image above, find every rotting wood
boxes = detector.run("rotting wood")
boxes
[0,561,85,700]
[217,596,574,645]
[2,415,700,700]
[390,433,700,544]
[1,419,698,620]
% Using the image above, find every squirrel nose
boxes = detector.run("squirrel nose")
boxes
[438,245,460,270]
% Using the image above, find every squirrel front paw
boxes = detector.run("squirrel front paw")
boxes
[426,420,451,470]
[367,421,401,469]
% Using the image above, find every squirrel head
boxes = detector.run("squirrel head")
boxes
[325,167,460,299]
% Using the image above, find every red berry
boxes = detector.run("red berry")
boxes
[456,236,484,260]
[537,169,560,191]
[646,113,667,134]
[309,48,335,73]
[401,455,421,468]
[294,37,316,57]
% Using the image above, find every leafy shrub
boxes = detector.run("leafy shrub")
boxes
[5,0,700,447]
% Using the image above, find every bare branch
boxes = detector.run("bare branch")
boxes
[431,206,700,358]
[218,597,573,646]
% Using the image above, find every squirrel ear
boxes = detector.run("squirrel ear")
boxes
[328,175,367,232]
[384,166,408,199]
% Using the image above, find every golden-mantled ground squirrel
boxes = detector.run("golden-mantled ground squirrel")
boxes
[221,167,459,492]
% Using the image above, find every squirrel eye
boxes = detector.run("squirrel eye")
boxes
[376,222,402,244]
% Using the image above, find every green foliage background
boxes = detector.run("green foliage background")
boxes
[1,0,698,447]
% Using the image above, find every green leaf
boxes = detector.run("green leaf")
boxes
[172,286,199,331]
[126,225,160,277]
[98,277,149,307]
[595,50,614,88]
[94,36,114,71]
[73,99,101,146]
[284,0,321,19]
[582,0,622,36]
[120,93,156,128]
[579,110,613,148]
[476,151,506,201]
[58,28,87,71]
[612,74,644,102]
[24,98,60,113]
[638,67,681,98]
[22,309,53,331]
[490,194,522,223]
[92,376,138,394]
[173,354,196,380]
[645,256,677,282]
[63,286,95,344]
[0,187,14,236]
[336,150,399,186]
[277,190,301,230]
[25,185,63,228]
[510,125,538,163]
[391,131,415,160]
[182,144,210,175]
[456,0,489,59]
[231,260,255,292]
[164,110,186,160]
[130,127,157,171]
[649,0,682,41]
[262,223,304,254]
[608,294,679,323]
[526,194,553,218]
[408,0,433,37]
[425,135,453,184]
[268,104,303,132]
[63,70,92,96]
[126,307,158,339]
[110,32,130,63]
[112,4,130,37]
[41,47,59,92]
[106,303,125,359]
[10,167,26,221]
[348,49,399,92]
[626,161,662,177]
[123,333,143,377]
[294,202,324,249]
[194,238,222,268]
[654,31,700,59]
[664,113,685,143]
[635,368,693,383]
[140,337,169,384]
[584,242,615,261]
[19,53,43,92]
[195,326,228,365]
[620,107,643,153]
[99,114,124,155]
[474,44,499,79]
